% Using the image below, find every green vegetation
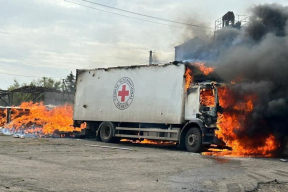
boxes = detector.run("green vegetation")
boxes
[6,72,76,105]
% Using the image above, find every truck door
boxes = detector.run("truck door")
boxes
[185,87,200,121]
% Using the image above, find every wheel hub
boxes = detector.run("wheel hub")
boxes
[187,134,198,147]
[103,126,111,138]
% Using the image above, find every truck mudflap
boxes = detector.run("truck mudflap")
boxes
[212,136,227,147]
[201,127,217,145]
[73,120,81,128]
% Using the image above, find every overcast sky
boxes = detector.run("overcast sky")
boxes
[0,0,287,89]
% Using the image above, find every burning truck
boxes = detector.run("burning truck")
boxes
[73,63,224,152]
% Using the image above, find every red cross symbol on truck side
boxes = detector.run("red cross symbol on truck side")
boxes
[118,85,129,102]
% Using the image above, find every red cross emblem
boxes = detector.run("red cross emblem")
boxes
[118,85,130,102]
[113,77,134,110]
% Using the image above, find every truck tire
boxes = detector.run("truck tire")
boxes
[99,122,115,143]
[185,128,203,153]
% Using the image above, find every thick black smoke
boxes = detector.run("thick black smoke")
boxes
[211,4,288,156]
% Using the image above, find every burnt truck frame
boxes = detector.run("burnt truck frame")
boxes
[73,63,219,152]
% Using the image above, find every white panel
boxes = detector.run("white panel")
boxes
[73,64,185,124]
[185,87,200,120]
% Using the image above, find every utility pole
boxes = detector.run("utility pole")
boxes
[6,93,12,123]
[149,50,153,65]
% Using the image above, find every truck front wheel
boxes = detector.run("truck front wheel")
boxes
[99,122,115,143]
[185,128,203,153]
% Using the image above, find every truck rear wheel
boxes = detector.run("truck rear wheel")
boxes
[185,128,203,153]
[99,122,115,143]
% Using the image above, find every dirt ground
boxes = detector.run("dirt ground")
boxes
[0,136,287,192]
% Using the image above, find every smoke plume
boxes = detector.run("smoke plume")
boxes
[211,4,288,156]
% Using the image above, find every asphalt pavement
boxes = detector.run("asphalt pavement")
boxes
[0,136,287,192]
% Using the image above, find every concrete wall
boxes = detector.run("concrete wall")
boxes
[44,92,74,106]
[175,37,208,61]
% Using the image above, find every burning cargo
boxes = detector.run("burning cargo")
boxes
[0,102,84,137]
[73,63,221,152]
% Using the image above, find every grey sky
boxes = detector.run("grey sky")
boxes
[0,0,287,89]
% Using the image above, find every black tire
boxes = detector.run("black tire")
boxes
[185,128,203,153]
[177,139,186,150]
[99,122,115,143]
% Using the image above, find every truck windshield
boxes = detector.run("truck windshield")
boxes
[200,88,216,107]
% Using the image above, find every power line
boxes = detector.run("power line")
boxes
[81,0,213,29]
[0,71,64,79]
[64,1,213,33]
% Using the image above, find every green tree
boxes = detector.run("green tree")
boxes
[31,77,61,91]
[8,79,20,90]
[63,72,75,93]
[7,77,62,105]
[8,79,25,105]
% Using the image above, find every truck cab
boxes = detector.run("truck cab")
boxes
[182,82,219,152]
[186,82,219,126]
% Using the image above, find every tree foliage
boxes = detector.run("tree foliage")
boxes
[5,73,75,106]
[63,72,76,93]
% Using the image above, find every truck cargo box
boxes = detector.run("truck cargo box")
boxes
[73,64,186,124]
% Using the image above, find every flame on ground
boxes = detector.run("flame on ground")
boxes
[120,139,176,146]
[0,110,7,127]
[0,108,29,127]
[1,102,84,135]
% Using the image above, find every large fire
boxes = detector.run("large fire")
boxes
[207,87,278,157]
[0,102,83,135]
[185,62,278,157]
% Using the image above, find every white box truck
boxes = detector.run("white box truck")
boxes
[73,63,220,152]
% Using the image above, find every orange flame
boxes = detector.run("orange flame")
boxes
[0,109,6,127]
[204,86,278,157]
[193,62,215,75]
[121,139,176,145]
[200,88,215,107]
[184,63,215,91]
[3,102,84,134]
[185,68,193,91]
[0,108,29,127]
